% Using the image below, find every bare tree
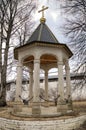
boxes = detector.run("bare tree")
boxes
[0,0,36,106]
[0,0,18,106]
[61,0,86,71]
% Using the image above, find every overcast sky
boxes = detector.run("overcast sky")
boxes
[33,0,68,43]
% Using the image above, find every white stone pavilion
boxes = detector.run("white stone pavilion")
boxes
[14,6,73,115]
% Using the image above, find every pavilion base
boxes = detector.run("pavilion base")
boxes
[68,102,73,111]
[32,102,41,115]
[13,101,24,113]
[0,109,85,130]
[41,101,49,107]
[57,103,68,114]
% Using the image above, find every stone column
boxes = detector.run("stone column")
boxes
[0,72,1,94]
[32,59,41,115]
[0,72,1,84]
[44,70,49,106]
[0,72,1,90]
[13,61,23,113]
[65,60,71,97]
[29,68,33,103]
[57,61,68,113]
[15,61,22,102]
[65,60,73,110]
[58,61,64,100]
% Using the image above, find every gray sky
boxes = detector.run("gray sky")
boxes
[33,0,68,43]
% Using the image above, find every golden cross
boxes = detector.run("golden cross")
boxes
[38,6,48,18]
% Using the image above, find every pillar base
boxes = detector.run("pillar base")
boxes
[32,102,41,115]
[42,101,49,107]
[13,101,23,113]
[29,102,33,107]
[68,102,73,111]
[57,100,68,113]
[57,104,68,113]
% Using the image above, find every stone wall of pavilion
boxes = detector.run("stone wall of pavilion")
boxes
[0,115,86,130]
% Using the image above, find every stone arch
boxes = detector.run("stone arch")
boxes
[21,55,34,67]
[40,54,58,66]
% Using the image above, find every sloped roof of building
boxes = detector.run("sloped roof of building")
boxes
[26,22,59,44]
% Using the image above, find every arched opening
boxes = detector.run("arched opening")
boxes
[19,55,34,102]
[48,68,58,101]
[39,54,58,105]
[23,55,34,67]
[40,54,57,65]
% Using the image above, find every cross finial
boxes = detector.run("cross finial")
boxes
[38,6,48,23]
